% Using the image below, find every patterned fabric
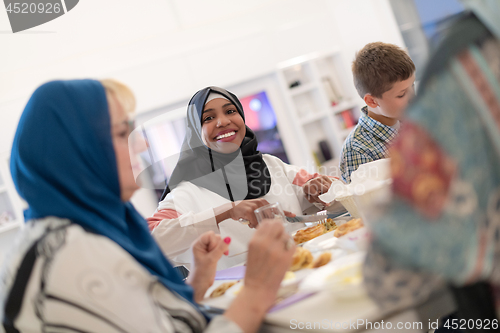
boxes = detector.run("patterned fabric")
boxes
[339,106,398,183]
[363,13,500,312]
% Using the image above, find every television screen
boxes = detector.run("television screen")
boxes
[239,91,289,163]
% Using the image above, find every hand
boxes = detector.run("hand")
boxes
[187,231,230,302]
[215,199,296,229]
[243,220,295,305]
[228,199,270,229]
[223,220,295,332]
[303,175,335,205]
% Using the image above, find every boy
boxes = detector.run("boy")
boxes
[339,42,415,183]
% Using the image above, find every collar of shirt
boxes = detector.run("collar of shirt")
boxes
[358,106,399,143]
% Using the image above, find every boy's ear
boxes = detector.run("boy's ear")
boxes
[364,94,378,108]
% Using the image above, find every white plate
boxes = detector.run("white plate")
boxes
[222,268,314,299]
[335,227,370,252]
[299,252,367,299]
[302,232,337,251]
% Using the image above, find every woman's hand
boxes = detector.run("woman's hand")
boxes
[186,231,230,302]
[229,199,270,228]
[303,175,335,205]
[215,199,295,229]
[224,220,295,332]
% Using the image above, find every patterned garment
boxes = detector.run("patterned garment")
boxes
[339,106,398,183]
[363,13,500,313]
[0,217,242,333]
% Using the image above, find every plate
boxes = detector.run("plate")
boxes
[299,252,367,299]
[222,269,314,299]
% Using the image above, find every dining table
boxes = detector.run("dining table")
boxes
[201,215,456,333]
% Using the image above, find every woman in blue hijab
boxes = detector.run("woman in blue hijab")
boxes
[0,79,295,333]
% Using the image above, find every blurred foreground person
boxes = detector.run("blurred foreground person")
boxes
[363,0,500,329]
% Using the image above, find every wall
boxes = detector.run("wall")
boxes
[0,0,404,263]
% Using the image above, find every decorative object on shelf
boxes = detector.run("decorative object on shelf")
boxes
[319,140,333,161]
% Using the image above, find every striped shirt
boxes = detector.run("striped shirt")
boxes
[339,106,398,183]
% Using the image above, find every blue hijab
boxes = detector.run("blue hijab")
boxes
[10,80,195,305]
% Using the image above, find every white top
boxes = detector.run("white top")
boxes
[0,217,242,333]
[152,154,313,270]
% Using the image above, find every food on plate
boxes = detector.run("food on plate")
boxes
[293,219,337,244]
[324,218,337,232]
[334,218,364,238]
[293,224,326,244]
[311,252,332,268]
[290,247,313,271]
[210,281,239,298]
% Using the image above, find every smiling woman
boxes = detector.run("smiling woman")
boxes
[148,86,338,270]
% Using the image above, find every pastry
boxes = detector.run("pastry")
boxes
[310,252,332,268]
[290,247,313,271]
[210,281,238,298]
[334,218,363,238]
[293,224,326,244]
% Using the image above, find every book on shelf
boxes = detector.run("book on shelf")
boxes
[341,110,355,128]
[336,109,357,129]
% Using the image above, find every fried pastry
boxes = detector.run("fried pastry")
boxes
[290,247,313,271]
[293,224,326,244]
[210,281,238,298]
[334,218,363,238]
[310,252,332,268]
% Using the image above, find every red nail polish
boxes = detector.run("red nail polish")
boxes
[224,250,229,256]
[224,237,231,244]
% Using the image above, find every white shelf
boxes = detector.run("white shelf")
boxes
[289,82,317,96]
[300,112,326,125]
[331,100,357,114]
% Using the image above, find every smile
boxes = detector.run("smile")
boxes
[215,131,236,140]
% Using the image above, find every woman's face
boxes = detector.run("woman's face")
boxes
[201,98,246,153]
[108,93,141,201]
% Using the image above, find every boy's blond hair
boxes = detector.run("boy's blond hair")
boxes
[352,42,415,98]
[100,79,136,114]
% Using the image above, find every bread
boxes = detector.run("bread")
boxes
[334,218,363,238]
[210,281,238,298]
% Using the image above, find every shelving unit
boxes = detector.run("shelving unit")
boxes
[276,51,363,173]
